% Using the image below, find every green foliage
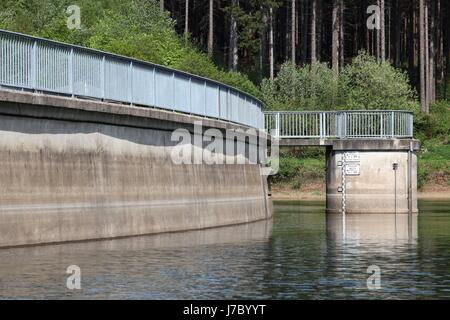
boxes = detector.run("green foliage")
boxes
[414,100,450,145]
[271,156,325,188]
[262,51,420,112]
[436,79,450,102]
[415,101,450,189]
[340,52,419,111]
[263,53,447,192]
[261,62,340,111]
[417,144,450,189]
[0,0,260,99]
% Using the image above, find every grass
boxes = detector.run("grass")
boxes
[271,155,325,189]
[271,140,450,192]
[418,143,450,189]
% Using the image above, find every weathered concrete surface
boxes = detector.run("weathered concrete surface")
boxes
[0,90,271,248]
[278,137,420,214]
[326,140,419,214]
[279,138,420,151]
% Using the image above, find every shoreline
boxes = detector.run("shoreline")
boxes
[271,190,450,201]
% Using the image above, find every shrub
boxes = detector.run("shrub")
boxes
[340,52,419,111]
[414,100,450,144]
[261,51,420,112]
[261,62,340,111]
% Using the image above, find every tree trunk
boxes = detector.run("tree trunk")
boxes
[394,0,401,67]
[424,1,430,110]
[366,16,370,53]
[269,7,274,81]
[160,0,164,11]
[184,0,189,40]
[291,0,296,63]
[376,0,380,60]
[208,0,213,58]
[387,2,390,61]
[301,0,309,65]
[311,0,317,63]
[229,0,238,71]
[260,6,267,81]
[339,0,344,70]
[332,0,339,73]
[419,0,427,113]
[380,0,385,61]
[447,0,450,99]
[428,0,435,104]
[317,0,322,61]
[408,3,416,86]
[436,0,444,85]
[285,4,289,61]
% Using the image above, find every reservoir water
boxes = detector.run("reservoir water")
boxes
[0,200,449,299]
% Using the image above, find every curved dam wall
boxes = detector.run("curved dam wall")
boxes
[0,90,272,248]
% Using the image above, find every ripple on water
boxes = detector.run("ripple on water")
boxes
[0,200,449,299]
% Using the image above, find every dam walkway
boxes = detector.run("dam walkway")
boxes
[263,110,414,145]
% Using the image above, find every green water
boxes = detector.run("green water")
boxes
[0,200,449,299]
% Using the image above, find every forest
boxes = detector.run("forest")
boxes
[0,0,448,192]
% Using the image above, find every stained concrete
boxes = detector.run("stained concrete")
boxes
[279,137,420,214]
[0,90,271,248]
[325,141,419,214]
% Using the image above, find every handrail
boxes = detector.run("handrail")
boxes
[264,110,414,139]
[0,29,264,128]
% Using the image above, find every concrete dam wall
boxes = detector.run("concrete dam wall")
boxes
[0,90,272,248]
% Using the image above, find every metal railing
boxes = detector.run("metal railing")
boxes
[264,111,413,139]
[0,29,264,129]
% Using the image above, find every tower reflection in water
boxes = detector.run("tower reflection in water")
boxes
[326,214,418,244]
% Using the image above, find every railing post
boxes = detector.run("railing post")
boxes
[380,112,384,138]
[31,40,37,90]
[344,113,347,139]
[319,112,324,139]
[227,88,231,120]
[217,86,221,119]
[188,77,192,113]
[153,67,156,106]
[336,113,340,138]
[101,56,105,100]
[204,81,207,115]
[391,111,395,138]
[409,113,414,137]
[69,48,73,96]
[129,61,133,104]
[275,112,280,137]
[244,96,248,126]
[172,72,175,110]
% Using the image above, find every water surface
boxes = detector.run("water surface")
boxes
[0,200,449,299]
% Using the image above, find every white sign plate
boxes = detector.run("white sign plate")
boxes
[345,152,360,162]
[345,163,360,175]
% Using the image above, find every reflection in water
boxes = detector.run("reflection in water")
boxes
[0,200,449,299]
[327,214,418,244]
[0,219,272,299]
